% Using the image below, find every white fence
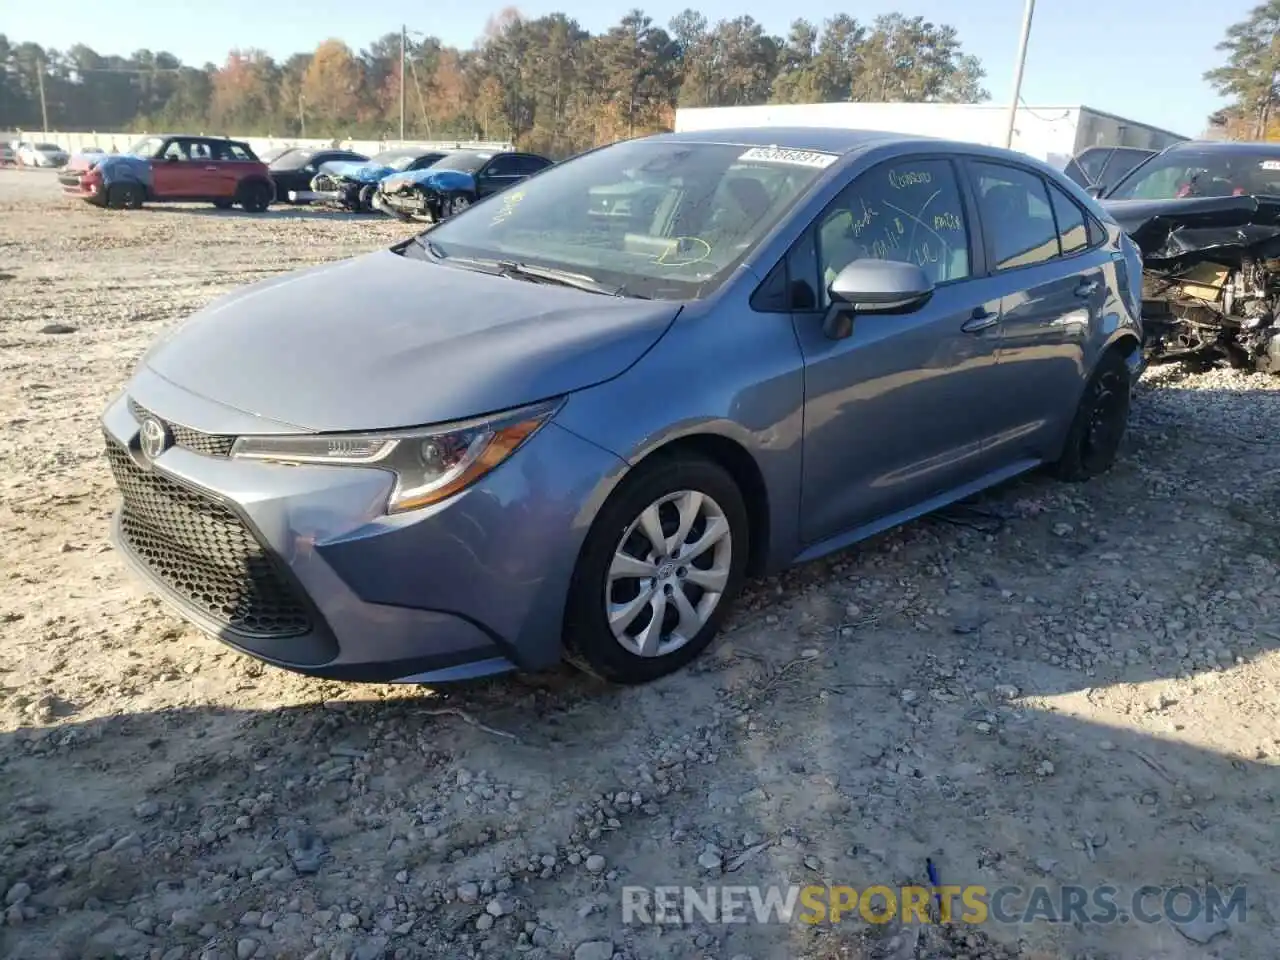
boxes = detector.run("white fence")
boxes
[3,130,514,158]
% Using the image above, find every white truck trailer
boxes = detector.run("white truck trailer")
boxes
[672,102,1187,170]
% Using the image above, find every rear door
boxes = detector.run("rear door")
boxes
[207,140,252,199]
[965,159,1108,462]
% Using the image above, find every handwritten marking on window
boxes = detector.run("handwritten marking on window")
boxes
[654,236,712,267]
[933,212,962,231]
[849,198,878,237]
[889,169,933,189]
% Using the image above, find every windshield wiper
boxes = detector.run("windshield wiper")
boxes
[494,261,626,297]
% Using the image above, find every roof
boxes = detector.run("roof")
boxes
[1161,139,1280,154]
[647,126,930,154]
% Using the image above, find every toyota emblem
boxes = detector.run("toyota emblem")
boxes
[139,417,170,462]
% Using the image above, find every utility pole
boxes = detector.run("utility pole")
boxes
[36,57,50,136]
[1003,0,1035,150]
[299,93,306,138]
[400,25,407,144]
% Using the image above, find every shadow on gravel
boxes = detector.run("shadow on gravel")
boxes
[142,206,389,223]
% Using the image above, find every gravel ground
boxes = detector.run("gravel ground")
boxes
[1,167,1279,960]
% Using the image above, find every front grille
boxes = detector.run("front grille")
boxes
[128,399,236,457]
[105,438,312,638]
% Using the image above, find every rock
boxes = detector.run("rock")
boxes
[993,684,1020,700]
[585,854,606,874]
[697,850,722,872]
[475,914,494,931]
[133,800,161,820]
[4,883,31,906]
[573,941,614,960]
[39,323,77,335]
[486,896,514,917]
[236,938,259,960]
[1175,915,1230,944]
[457,882,480,903]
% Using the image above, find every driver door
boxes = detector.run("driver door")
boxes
[782,155,1012,545]
[151,138,197,198]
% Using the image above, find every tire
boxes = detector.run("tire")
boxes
[356,185,377,213]
[445,193,471,219]
[106,182,143,210]
[563,455,749,684]
[237,180,272,213]
[1050,348,1132,482]
[212,199,234,210]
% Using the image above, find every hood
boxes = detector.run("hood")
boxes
[142,248,682,432]
[94,154,153,187]
[381,167,474,194]
[1102,195,1280,261]
[318,160,396,183]
[66,153,101,173]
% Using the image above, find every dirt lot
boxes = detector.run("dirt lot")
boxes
[1,166,1278,960]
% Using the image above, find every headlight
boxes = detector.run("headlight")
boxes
[229,398,562,514]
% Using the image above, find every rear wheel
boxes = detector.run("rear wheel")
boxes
[357,185,376,213]
[1050,348,1132,482]
[563,455,748,684]
[236,180,272,213]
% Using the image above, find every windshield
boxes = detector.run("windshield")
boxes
[372,150,427,171]
[422,139,836,300]
[1108,148,1280,200]
[127,137,166,158]
[270,149,316,170]
[433,151,492,174]
[36,143,61,151]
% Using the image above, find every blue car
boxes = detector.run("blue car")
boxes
[376,149,554,221]
[297,147,448,211]
[102,127,1145,686]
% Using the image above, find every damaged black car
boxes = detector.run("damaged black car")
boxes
[374,150,552,222]
[1101,141,1280,374]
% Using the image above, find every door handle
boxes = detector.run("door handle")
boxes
[1074,278,1100,297]
[204,165,218,171]
[961,308,999,333]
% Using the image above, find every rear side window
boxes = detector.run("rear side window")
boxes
[227,144,256,162]
[1047,182,1089,255]
[515,155,550,176]
[972,162,1059,270]
[816,157,972,301]
[1074,148,1111,183]
[485,155,521,177]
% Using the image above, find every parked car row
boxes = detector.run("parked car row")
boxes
[8,140,71,167]
[56,134,554,223]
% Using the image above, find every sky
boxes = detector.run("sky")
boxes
[5,0,1259,137]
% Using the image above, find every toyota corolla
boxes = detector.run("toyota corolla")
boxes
[102,127,1144,685]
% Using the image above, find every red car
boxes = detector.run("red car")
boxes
[59,134,275,212]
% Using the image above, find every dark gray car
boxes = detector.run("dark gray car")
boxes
[101,127,1146,686]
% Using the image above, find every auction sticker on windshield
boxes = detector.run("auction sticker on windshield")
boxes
[1260,160,1280,170]
[738,147,838,169]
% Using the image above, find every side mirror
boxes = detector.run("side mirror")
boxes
[823,259,934,340]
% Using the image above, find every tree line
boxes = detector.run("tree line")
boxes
[1206,0,1280,139]
[0,7,988,157]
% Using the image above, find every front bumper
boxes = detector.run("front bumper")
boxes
[101,371,626,682]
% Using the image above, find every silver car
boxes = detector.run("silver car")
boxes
[102,127,1145,686]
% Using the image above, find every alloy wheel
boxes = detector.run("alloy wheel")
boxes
[605,489,733,658]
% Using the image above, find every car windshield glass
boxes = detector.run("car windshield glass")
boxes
[127,137,166,158]
[271,149,316,170]
[36,143,60,151]
[1108,149,1280,200]
[422,139,835,300]
[433,151,491,173]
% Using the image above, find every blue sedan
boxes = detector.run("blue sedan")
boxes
[101,127,1145,685]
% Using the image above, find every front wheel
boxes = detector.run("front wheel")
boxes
[107,182,144,210]
[357,185,376,213]
[1050,349,1132,482]
[563,455,749,684]
[444,193,471,219]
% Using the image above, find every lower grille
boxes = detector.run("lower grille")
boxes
[105,438,312,638]
[128,399,235,457]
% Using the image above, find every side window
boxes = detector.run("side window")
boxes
[484,156,519,177]
[972,162,1060,270]
[162,140,188,161]
[1075,148,1111,184]
[515,156,549,176]
[225,143,254,162]
[187,141,212,161]
[816,157,971,303]
[1047,182,1089,255]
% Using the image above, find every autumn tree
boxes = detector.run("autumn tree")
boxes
[1205,0,1280,139]
[301,40,363,135]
